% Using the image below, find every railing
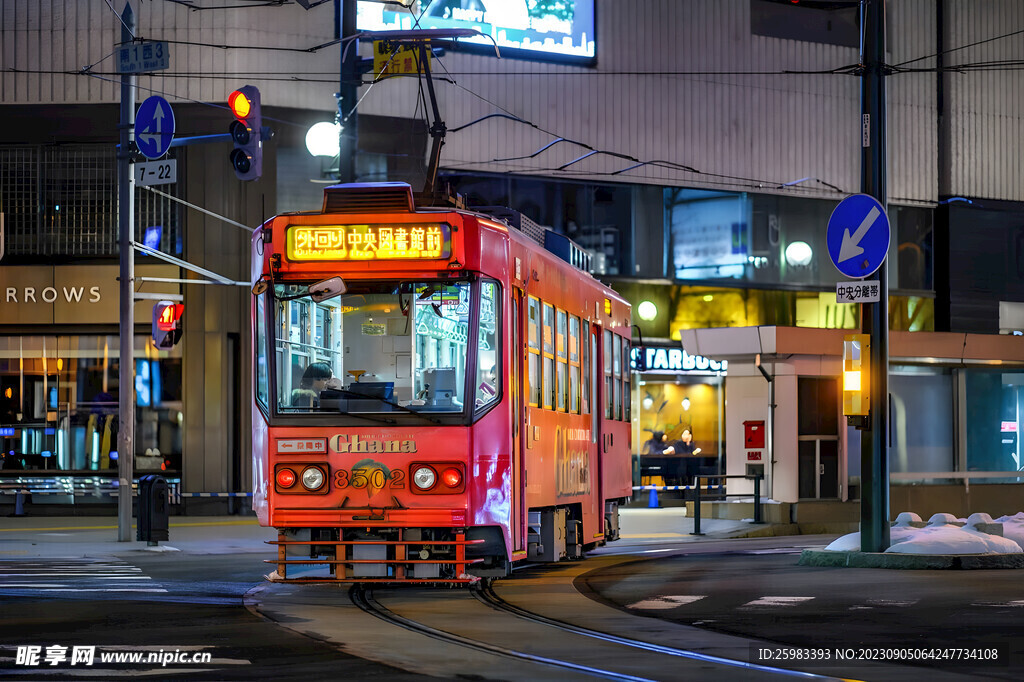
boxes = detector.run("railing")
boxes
[888,470,1024,492]
[691,474,765,535]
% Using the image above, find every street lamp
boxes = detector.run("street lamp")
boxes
[305,121,341,158]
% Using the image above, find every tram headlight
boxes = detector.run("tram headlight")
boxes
[413,466,437,490]
[301,466,325,491]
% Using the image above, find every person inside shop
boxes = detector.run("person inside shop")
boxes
[291,362,333,408]
[672,429,702,485]
[642,430,675,456]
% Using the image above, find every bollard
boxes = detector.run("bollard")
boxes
[691,479,703,535]
[137,475,170,545]
[647,485,660,508]
[753,474,764,524]
[13,489,29,517]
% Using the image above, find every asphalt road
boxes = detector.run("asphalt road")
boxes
[0,553,425,680]
[580,540,1024,679]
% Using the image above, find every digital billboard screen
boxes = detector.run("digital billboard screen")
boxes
[357,1,595,62]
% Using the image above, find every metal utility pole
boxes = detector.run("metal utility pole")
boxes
[859,0,890,553]
[117,1,136,542]
[338,0,358,183]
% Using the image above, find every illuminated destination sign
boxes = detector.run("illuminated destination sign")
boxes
[287,224,451,261]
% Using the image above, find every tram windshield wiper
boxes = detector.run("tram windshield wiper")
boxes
[322,388,442,424]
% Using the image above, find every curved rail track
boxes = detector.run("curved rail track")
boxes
[349,582,832,681]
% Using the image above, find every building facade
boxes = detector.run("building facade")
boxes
[2,0,1023,512]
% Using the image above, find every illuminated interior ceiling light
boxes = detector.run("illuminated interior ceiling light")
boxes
[305,121,341,157]
[703,294,714,302]
[682,397,690,411]
[785,240,813,267]
[637,301,658,321]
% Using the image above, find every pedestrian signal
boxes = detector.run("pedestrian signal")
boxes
[152,301,183,349]
[228,86,262,181]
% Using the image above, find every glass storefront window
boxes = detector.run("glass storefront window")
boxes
[0,335,182,473]
[963,369,1024,477]
[890,369,954,473]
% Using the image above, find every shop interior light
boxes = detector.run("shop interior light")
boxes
[637,300,658,321]
[785,240,813,267]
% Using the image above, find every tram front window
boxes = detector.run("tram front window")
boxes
[270,280,476,414]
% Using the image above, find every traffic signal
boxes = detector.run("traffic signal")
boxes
[152,301,183,349]
[228,85,262,181]
[843,333,870,418]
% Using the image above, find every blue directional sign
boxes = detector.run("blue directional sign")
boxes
[135,96,175,160]
[826,194,891,279]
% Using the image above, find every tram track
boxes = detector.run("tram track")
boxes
[348,581,835,681]
[349,583,650,681]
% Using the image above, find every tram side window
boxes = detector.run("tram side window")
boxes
[527,297,541,407]
[255,293,269,408]
[603,329,613,419]
[613,333,622,420]
[622,337,631,422]
[582,320,591,416]
[543,303,555,410]
[556,309,568,412]
[475,281,500,408]
[569,315,580,414]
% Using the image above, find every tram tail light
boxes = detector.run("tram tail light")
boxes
[409,462,465,494]
[276,467,296,488]
[441,467,462,488]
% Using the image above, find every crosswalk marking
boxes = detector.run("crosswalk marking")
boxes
[741,596,815,607]
[627,595,706,609]
[0,559,167,594]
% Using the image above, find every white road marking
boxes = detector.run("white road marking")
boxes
[741,596,815,607]
[627,595,706,609]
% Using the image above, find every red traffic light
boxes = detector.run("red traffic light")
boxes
[228,90,253,119]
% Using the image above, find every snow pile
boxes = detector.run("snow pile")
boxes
[995,512,1024,548]
[823,510,1024,554]
[824,512,922,552]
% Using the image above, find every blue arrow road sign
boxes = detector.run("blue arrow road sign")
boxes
[135,96,175,160]
[826,194,891,279]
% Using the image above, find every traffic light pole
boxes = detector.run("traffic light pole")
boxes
[117,1,136,542]
[337,0,358,183]
[860,0,891,553]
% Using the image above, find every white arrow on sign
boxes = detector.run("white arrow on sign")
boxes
[137,100,167,147]
[838,205,880,262]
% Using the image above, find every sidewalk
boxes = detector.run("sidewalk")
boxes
[0,516,276,558]
[0,508,759,560]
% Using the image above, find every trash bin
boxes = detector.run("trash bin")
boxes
[137,474,169,544]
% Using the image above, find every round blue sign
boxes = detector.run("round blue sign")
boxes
[826,194,891,279]
[135,96,175,160]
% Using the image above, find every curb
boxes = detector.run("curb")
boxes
[799,548,1024,570]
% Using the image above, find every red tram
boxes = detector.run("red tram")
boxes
[251,182,633,583]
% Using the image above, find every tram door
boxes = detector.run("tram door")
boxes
[511,289,526,551]
[589,323,601,492]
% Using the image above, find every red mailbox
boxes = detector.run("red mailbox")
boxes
[744,420,765,449]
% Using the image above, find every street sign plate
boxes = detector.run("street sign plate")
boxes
[134,159,177,187]
[135,96,175,160]
[117,41,170,74]
[836,280,881,303]
[826,194,891,279]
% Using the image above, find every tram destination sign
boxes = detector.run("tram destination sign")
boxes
[287,224,452,261]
